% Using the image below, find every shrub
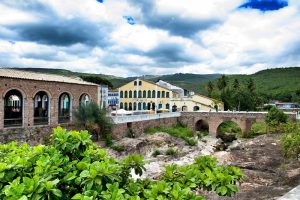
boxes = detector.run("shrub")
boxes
[281,123,300,159]
[186,138,197,146]
[218,121,241,142]
[265,107,288,127]
[165,148,178,157]
[127,128,135,138]
[144,127,157,134]
[246,122,267,138]
[196,131,208,139]
[111,145,125,152]
[0,127,243,199]
[152,149,161,157]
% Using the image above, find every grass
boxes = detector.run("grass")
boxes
[152,149,161,157]
[245,122,268,138]
[165,148,178,157]
[111,145,125,152]
[144,124,197,146]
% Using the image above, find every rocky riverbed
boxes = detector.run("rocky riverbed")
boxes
[104,133,300,200]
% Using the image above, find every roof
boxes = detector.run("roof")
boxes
[0,68,98,86]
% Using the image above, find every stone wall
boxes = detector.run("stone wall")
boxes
[0,77,98,131]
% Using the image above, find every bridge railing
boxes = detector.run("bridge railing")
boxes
[111,112,181,124]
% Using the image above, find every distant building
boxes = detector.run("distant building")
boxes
[118,78,223,113]
[108,90,119,110]
[99,85,108,109]
[264,102,300,111]
[0,69,99,130]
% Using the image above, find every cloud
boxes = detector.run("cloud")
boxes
[239,0,288,11]
[0,0,300,77]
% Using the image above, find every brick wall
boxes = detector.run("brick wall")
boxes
[0,77,98,131]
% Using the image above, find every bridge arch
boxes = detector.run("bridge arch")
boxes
[195,119,209,133]
[216,120,242,141]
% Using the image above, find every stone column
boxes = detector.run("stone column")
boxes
[0,98,4,131]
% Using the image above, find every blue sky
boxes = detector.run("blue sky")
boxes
[0,0,299,76]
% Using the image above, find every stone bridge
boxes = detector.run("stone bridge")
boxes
[180,111,297,137]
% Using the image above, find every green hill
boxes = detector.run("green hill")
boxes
[10,67,300,102]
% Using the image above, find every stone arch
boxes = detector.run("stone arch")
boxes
[182,105,188,111]
[4,89,24,127]
[3,87,27,99]
[216,120,242,140]
[34,91,50,125]
[195,119,209,132]
[79,93,91,105]
[58,92,72,123]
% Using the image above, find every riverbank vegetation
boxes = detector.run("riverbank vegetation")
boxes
[0,127,244,199]
[144,124,197,146]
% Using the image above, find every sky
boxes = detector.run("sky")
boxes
[0,0,299,77]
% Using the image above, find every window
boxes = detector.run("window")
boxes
[162,91,165,98]
[34,91,49,125]
[166,103,170,110]
[138,103,142,110]
[138,91,142,98]
[152,90,156,98]
[124,102,128,110]
[172,105,177,112]
[80,94,90,106]
[134,102,137,110]
[134,81,137,86]
[147,90,151,98]
[143,90,146,98]
[134,91,137,98]
[152,103,155,110]
[129,103,133,111]
[143,102,146,110]
[125,91,128,98]
[129,90,132,98]
[166,92,170,98]
[158,104,162,109]
[4,89,23,127]
[58,93,71,123]
[157,91,161,98]
[139,81,142,86]
[120,91,123,98]
[120,102,123,109]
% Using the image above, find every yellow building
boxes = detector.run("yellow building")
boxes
[118,79,223,113]
[171,94,224,112]
[118,79,179,112]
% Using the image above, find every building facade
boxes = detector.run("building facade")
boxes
[0,69,99,131]
[118,79,179,112]
[108,90,119,110]
[99,85,108,109]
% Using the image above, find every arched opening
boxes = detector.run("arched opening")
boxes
[172,105,177,112]
[129,103,133,111]
[143,102,146,110]
[133,102,137,110]
[147,90,151,98]
[143,90,146,98]
[216,121,242,142]
[158,103,162,109]
[138,102,142,110]
[80,93,90,106]
[120,91,123,98]
[193,106,200,111]
[152,103,155,111]
[129,90,132,98]
[58,93,71,123]
[34,91,49,125]
[157,91,161,98]
[4,89,23,127]
[124,102,128,110]
[125,91,128,98]
[166,103,170,110]
[138,91,142,98]
[195,120,209,133]
[152,90,156,98]
[182,105,188,111]
[147,103,151,110]
[134,91,137,98]
[120,102,124,109]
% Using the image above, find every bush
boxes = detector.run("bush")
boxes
[165,148,178,157]
[127,128,135,138]
[111,145,125,152]
[0,127,243,199]
[218,121,241,142]
[281,123,300,159]
[196,131,208,139]
[144,127,157,135]
[152,149,161,157]
[265,107,288,127]
[246,122,267,138]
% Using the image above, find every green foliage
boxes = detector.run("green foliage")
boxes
[0,127,243,199]
[281,123,300,159]
[165,148,178,157]
[265,107,288,127]
[144,124,196,146]
[196,131,208,139]
[246,122,267,138]
[74,102,113,143]
[111,145,125,153]
[79,75,113,88]
[152,149,161,157]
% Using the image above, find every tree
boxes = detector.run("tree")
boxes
[74,102,113,141]
[265,107,288,126]
[233,79,240,90]
[247,78,255,94]
[205,81,214,97]
[217,75,227,92]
